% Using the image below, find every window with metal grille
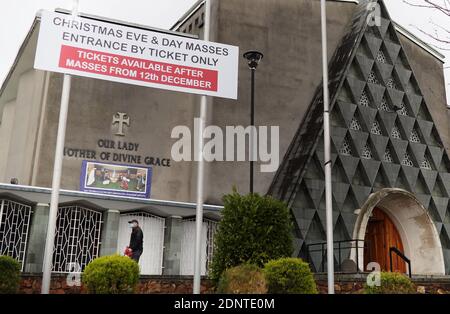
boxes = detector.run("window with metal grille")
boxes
[362,144,373,159]
[52,205,103,273]
[368,71,380,85]
[410,129,421,143]
[180,218,218,276]
[0,199,32,271]
[383,148,394,163]
[398,102,408,116]
[339,137,353,156]
[376,50,387,64]
[371,120,383,135]
[350,117,362,131]
[117,212,165,275]
[391,125,401,139]
[359,90,370,107]
[379,97,391,112]
[402,152,414,167]
[420,157,433,170]
[386,77,397,90]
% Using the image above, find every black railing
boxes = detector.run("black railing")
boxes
[389,247,412,278]
[306,239,369,273]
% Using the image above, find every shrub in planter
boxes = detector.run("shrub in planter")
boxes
[364,272,415,294]
[210,190,293,282]
[264,258,317,294]
[82,254,140,294]
[0,255,21,294]
[217,264,267,294]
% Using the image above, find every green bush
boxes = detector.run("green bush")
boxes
[364,272,416,294]
[82,254,140,294]
[264,258,318,294]
[210,190,293,282]
[0,255,21,294]
[217,264,267,294]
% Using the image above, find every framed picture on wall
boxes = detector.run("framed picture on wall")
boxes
[79,160,152,198]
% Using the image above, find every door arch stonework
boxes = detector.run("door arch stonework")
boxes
[353,188,445,275]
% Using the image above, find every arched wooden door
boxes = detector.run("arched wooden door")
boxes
[364,207,406,273]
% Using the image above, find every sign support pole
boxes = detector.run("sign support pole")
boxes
[41,0,78,295]
[193,0,211,295]
[320,0,335,294]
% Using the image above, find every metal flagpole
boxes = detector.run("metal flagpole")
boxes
[193,0,211,295]
[320,0,335,294]
[41,0,79,295]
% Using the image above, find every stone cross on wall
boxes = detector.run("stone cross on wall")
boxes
[112,112,130,136]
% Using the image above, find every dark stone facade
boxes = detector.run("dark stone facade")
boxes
[269,0,450,274]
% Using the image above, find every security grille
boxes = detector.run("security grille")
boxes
[117,212,165,275]
[339,137,353,156]
[52,205,103,273]
[361,144,373,159]
[359,91,370,107]
[391,125,401,139]
[410,129,421,143]
[371,121,383,135]
[180,218,218,276]
[383,148,394,163]
[0,199,32,271]
[350,118,362,131]
[402,152,414,167]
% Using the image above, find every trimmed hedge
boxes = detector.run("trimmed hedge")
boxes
[264,258,318,294]
[217,264,267,294]
[0,255,21,294]
[210,190,293,282]
[82,254,140,294]
[364,272,416,294]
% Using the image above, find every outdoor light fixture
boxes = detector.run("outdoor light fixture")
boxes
[243,50,263,194]
[243,51,264,70]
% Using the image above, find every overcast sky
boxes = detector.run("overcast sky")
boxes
[0,0,449,103]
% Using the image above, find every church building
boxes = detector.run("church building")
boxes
[0,0,449,280]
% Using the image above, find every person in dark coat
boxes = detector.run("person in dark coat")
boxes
[128,219,143,263]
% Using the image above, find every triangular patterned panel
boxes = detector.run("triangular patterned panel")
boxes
[346,76,366,102]
[397,115,415,139]
[364,32,383,59]
[367,82,386,105]
[432,197,449,222]
[378,110,397,136]
[332,182,351,210]
[268,1,450,274]
[360,159,382,186]
[351,185,372,208]
[304,179,325,210]
[400,166,420,191]
[357,106,377,132]
[419,169,438,195]
[356,54,375,80]
[386,88,404,109]
[339,155,360,183]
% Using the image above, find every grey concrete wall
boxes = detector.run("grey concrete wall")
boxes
[162,216,183,275]
[3,69,46,185]
[33,73,198,202]
[0,100,16,181]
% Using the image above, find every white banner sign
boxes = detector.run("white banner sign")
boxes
[34,11,239,99]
